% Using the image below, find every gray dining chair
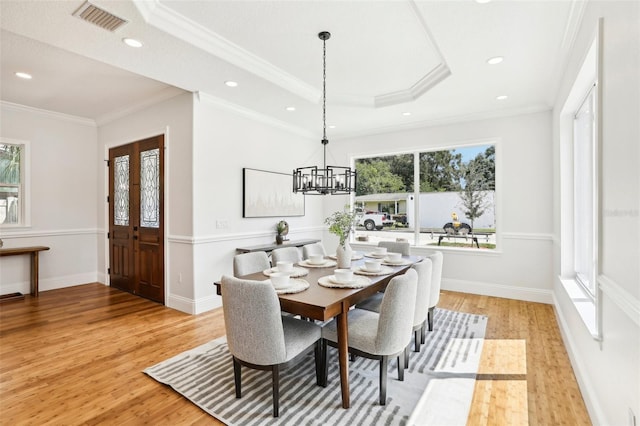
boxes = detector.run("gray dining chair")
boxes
[302,242,326,259]
[271,246,302,264]
[424,251,443,332]
[233,251,271,277]
[357,258,433,365]
[221,275,322,417]
[321,269,418,405]
[378,240,410,256]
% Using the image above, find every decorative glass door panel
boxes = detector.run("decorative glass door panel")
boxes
[108,136,164,304]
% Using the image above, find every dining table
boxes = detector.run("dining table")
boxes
[214,251,423,409]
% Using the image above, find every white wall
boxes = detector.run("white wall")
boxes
[190,94,325,313]
[552,1,640,425]
[0,103,99,293]
[97,92,195,312]
[333,111,554,304]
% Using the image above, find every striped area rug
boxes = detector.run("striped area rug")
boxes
[144,308,487,426]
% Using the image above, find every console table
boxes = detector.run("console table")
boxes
[236,239,320,254]
[0,246,50,300]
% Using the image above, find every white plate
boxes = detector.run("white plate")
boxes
[381,258,412,266]
[298,259,337,268]
[365,252,387,259]
[327,253,364,261]
[266,278,310,294]
[329,275,356,285]
[354,265,394,276]
[318,275,372,289]
[263,266,309,278]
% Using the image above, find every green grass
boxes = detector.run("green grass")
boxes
[429,242,496,249]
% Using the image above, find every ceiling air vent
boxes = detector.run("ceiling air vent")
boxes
[73,1,128,32]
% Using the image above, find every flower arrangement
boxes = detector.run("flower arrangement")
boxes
[324,206,357,247]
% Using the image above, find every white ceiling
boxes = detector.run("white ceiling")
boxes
[0,0,581,138]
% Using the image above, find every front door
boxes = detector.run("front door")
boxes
[108,135,164,303]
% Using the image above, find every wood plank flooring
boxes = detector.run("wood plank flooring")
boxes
[0,283,591,425]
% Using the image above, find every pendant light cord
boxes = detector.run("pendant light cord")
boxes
[322,35,327,169]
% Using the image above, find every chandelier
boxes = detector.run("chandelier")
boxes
[293,31,356,195]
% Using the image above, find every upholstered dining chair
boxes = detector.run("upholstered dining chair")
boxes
[378,240,410,256]
[424,251,443,332]
[233,251,271,277]
[271,246,302,264]
[302,242,326,259]
[221,275,322,417]
[357,258,433,365]
[321,269,418,405]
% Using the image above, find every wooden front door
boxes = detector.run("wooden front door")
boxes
[108,135,164,304]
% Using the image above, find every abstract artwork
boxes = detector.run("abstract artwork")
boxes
[243,168,304,218]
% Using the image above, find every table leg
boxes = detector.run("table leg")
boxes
[337,303,350,409]
[31,252,39,297]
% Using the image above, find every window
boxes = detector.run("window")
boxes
[0,140,27,227]
[353,144,496,249]
[559,25,601,339]
[573,86,597,295]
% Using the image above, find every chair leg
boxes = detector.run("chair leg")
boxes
[414,328,421,352]
[320,339,328,387]
[314,340,322,386]
[428,307,435,331]
[272,365,280,417]
[398,352,405,381]
[404,345,409,369]
[233,357,242,398]
[421,321,426,344]
[379,356,388,405]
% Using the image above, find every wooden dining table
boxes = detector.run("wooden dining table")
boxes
[214,252,422,409]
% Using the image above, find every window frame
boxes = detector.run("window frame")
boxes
[350,139,499,252]
[559,22,602,340]
[0,138,31,229]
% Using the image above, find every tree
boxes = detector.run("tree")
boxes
[388,154,414,192]
[419,150,462,192]
[466,146,495,190]
[355,160,405,196]
[458,160,491,231]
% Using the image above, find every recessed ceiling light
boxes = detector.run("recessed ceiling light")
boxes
[15,72,32,80]
[122,38,143,48]
[475,0,491,3]
[487,56,504,65]
[496,95,508,100]
[285,106,296,111]
[402,112,412,116]
[224,80,238,87]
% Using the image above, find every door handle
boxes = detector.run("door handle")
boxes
[133,236,138,240]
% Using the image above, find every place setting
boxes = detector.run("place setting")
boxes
[381,252,413,266]
[297,254,337,268]
[318,268,372,289]
[354,258,394,276]
[263,261,308,278]
[327,252,364,261]
[266,271,310,294]
[364,246,390,259]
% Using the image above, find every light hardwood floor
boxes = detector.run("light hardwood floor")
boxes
[0,283,591,425]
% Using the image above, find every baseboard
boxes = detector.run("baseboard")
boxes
[443,278,553,304]
[0,273,99,295]
[166,293,197,314]
[552,290,605,425]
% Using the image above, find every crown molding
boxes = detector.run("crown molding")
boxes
[95,87,186,126]
[133,0,319,103]
[197,92,316,139]
[0,101,96,127]
[334,105,552,140]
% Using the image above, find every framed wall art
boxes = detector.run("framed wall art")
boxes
[242,168,305,218]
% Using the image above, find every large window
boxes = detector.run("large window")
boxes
[353,144,496,249]
[573,86,597,296]
[0,141,26,227]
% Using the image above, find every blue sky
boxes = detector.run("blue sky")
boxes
[454,145,491,163]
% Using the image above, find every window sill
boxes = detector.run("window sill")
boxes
[559,277,600,340]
